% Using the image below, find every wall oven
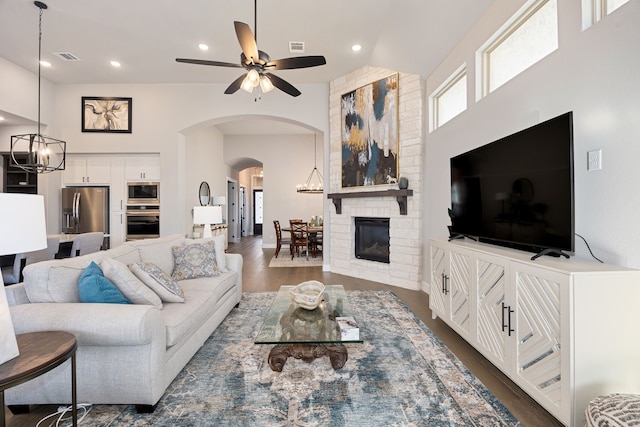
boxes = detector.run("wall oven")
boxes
[126,205,160,240]
[127,182,159,205]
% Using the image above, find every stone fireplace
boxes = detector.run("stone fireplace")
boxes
[328,66,424,290]
[354,217,390,263]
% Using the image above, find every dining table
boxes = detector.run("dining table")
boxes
[282,225,323,259]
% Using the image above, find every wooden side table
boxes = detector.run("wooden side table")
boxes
[0,331,77,427]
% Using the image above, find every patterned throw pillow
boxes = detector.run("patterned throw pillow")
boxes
[131,262,185,303]
[77,261,130,304]
[171,241,220,280]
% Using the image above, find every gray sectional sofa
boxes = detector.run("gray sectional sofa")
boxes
[4,233,242,411]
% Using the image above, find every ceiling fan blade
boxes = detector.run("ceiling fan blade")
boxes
[234,21,260,65]
[224,74,246,94]
[176,58,242,68]
[266,56,327,70]
[265,73,301,97]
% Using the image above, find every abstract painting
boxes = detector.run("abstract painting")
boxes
[341,73,398,187]
[82,96,132,133]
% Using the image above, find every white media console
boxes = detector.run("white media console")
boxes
[429,238,640,427]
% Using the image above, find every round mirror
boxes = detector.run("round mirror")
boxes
[199,181,210,206]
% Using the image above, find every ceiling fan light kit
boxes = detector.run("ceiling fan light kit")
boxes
[175,0,326,97]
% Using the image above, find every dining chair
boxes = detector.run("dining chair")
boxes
[310,231,323,258]
[69,232,105,257]
[273,220,291,258]
[25,236,61,265]
[289,220,309,260]
[1,253,25,285]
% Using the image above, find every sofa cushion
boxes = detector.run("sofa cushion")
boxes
[106,244,142,265]
[22,251,108,303]
[127,234,185,275]
[171,241,219,280]
[185,234,228,272]
[161,277,237,346]
[78,261,130,304]
[130,262,185,303]
[101,258,163,308]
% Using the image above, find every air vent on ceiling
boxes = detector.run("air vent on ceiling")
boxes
[289,41,305,54]
[53,52,81,61]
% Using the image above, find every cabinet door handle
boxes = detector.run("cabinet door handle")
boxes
[444,274,449,295]
[501,302,508,332]
[502,303,515,336]
[507,306,515,336]
[442,273,446,293]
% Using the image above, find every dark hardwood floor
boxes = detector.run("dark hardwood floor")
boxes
[5,235,563,427]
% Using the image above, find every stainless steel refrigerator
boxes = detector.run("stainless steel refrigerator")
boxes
[62,186,110,235]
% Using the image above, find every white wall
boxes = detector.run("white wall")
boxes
[424,1,640,285]
[224,133,324,247]
[0,62,329,236]
[0,57,54,125]
[184,125,225,234]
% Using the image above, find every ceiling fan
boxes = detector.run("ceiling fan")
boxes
[175,0,326,97]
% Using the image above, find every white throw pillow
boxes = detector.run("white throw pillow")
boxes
[131,262,185,303]
[101,258,163,308]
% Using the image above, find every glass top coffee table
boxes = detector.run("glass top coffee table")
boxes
[255,285,362,371]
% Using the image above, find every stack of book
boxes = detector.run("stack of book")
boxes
[336,316,359,340]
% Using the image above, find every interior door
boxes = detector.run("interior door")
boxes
[253,189,263,235]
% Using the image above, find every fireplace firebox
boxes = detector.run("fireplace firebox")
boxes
[354,217,390,263]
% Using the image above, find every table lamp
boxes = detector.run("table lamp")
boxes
[193,205,222,238]
[0,193,47,365]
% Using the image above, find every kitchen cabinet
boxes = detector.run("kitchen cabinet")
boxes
[125,156,160,181]
[63,156,111,185]
[109,158,125,247]
[429,238,640,427]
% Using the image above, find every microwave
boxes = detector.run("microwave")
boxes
[127,182,159,205]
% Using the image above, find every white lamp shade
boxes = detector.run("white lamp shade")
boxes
[0,193,47,255]
[193,206,222,238]
[0,193,47,365]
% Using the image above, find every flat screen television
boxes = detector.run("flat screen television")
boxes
[449,112,574,258]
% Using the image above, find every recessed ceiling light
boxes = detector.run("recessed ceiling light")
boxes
[0,116,5,122]
[110,60,121,67]
[40,60,51,67]
[351,44,362,52]
[198,43,209,51]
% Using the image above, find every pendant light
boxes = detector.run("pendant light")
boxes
[296,134,323,194]
[10,1,66,174]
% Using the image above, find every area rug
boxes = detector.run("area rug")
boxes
[69,291,521,426]
[268,254,322,267]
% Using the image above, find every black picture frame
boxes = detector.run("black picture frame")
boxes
[82,96,132,133]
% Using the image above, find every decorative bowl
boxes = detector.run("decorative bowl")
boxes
[289,280,325,310]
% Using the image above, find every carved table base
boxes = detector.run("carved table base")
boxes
[268,343,348,372]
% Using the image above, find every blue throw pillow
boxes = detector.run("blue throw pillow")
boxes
[78,261,131,304]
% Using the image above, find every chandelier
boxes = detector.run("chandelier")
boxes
[11,1,66,174]
[297,134,323,194]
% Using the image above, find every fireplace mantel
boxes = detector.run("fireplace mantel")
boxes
[327,189,414,215]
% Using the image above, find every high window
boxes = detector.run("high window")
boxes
[431,67,467,131]
[480,0,558,96]
[583,0,630,28]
